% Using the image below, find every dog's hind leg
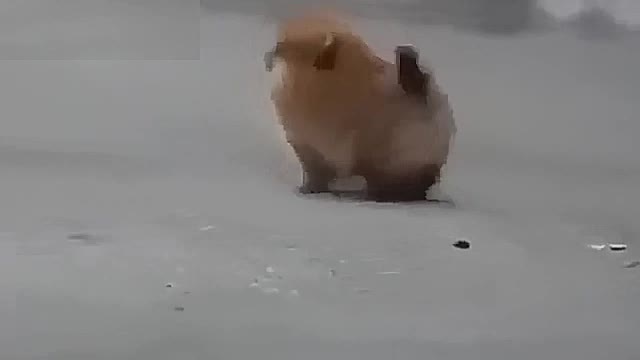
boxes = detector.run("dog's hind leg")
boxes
[364,164,441,203]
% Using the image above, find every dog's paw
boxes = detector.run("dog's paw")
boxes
[297,184,330,195]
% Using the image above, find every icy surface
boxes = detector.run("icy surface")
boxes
[2,3,640,360]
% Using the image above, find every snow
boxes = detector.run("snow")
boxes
[2,2,640,359]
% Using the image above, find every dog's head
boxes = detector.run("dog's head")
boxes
[264,11,367,72]
[265,31,340,71]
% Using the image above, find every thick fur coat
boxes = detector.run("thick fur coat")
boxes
[265,11,456,201]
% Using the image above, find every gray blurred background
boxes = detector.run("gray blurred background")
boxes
[2,0,638,60]
[0,0,200,59]
[202,0,638,37]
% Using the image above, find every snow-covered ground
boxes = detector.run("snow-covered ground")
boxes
[2,2,640,360]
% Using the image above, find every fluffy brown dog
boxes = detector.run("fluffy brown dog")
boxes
[264,11,456,202]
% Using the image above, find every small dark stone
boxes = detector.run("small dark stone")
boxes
[173,306,185,312]
[165,283,174,288]
[68,233,91,240]
[67,233,103,245]
[453,240,470,249]
[608,243,627,252]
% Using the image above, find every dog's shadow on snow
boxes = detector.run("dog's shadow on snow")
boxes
[288,175,457,210]
[296,188,457,210]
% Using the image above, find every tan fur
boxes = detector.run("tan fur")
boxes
[267,11,456,198]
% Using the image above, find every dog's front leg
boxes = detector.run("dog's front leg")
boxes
[290,143,336,194]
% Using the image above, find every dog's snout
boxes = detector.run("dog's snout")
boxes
[264,50,275,72]
[264,42,285,72]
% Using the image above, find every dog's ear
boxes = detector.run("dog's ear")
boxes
[313,32,339,70]
[396,45,429,101]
